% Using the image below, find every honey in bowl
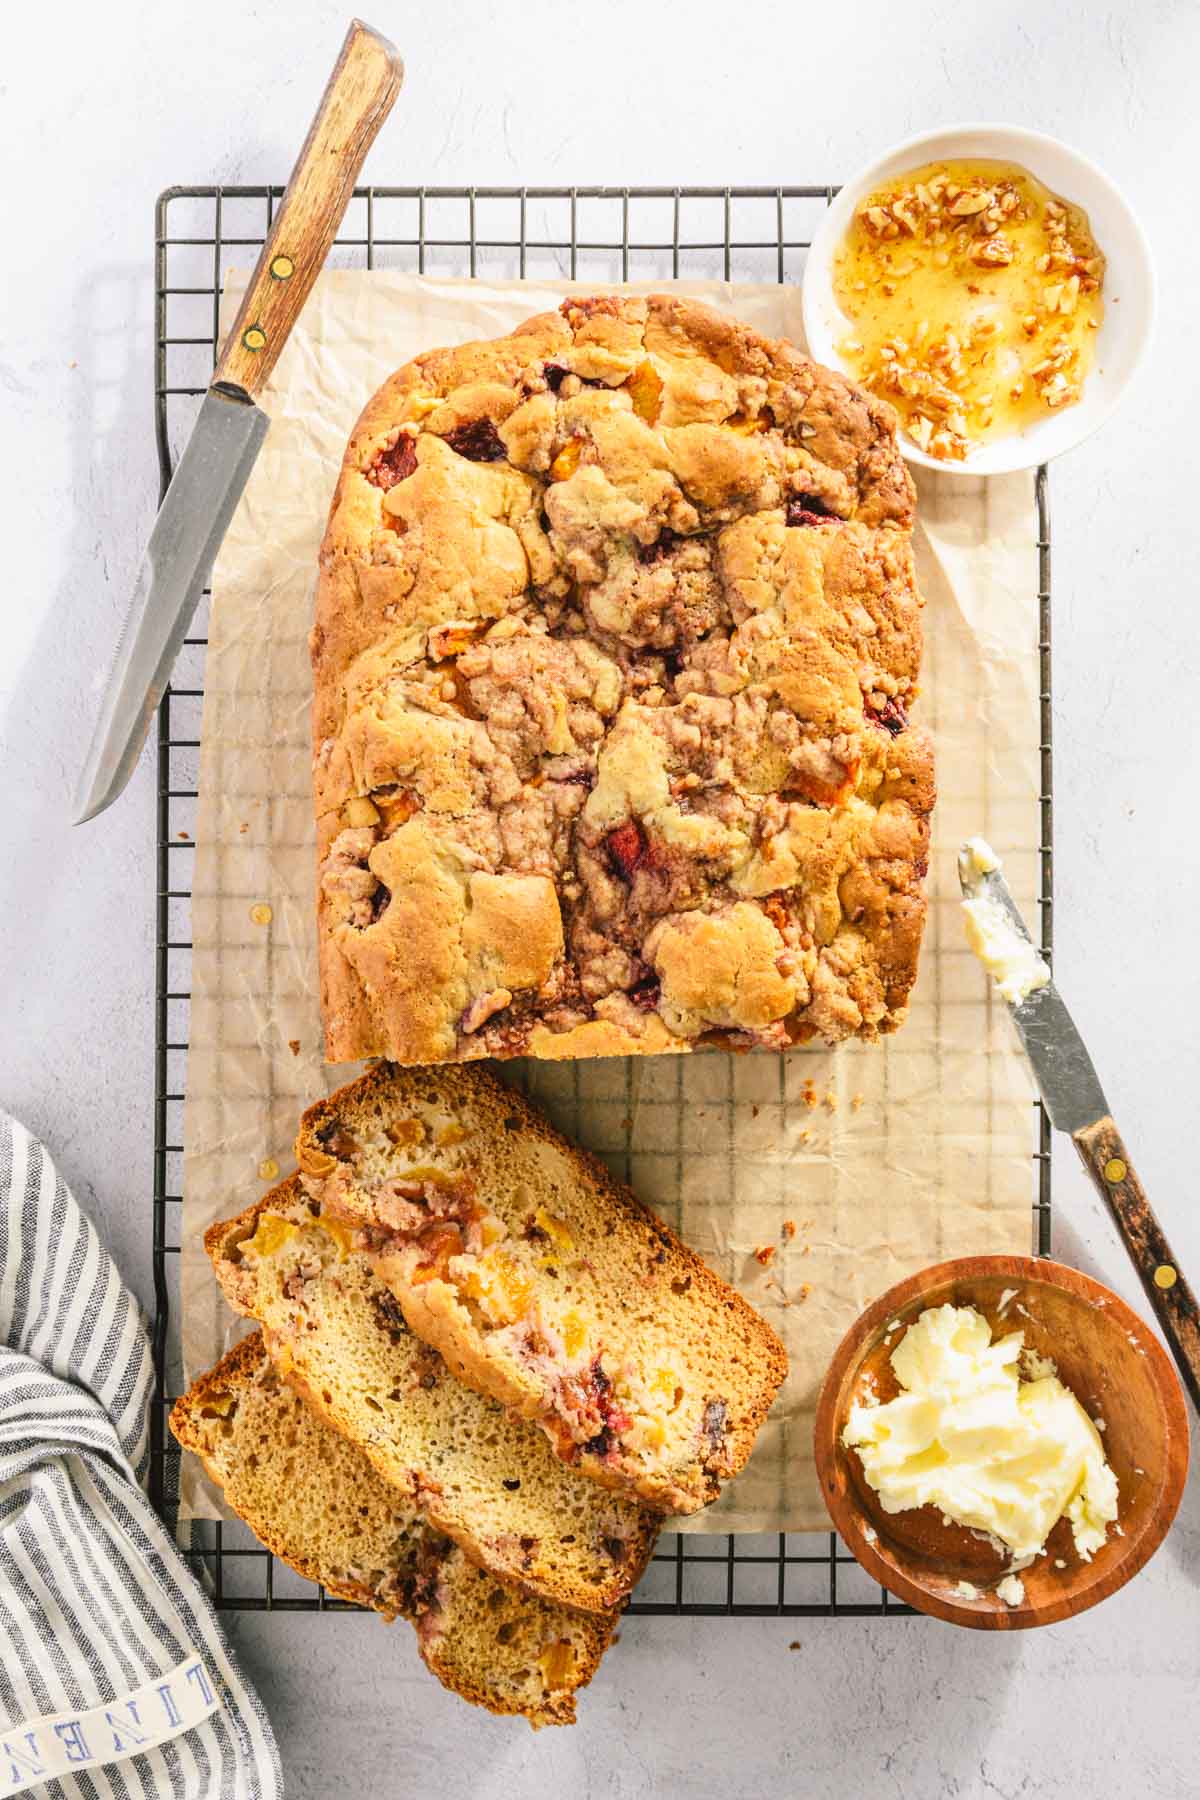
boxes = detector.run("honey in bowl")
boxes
[832,158,1106,461]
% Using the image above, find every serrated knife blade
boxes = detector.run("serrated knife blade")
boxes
[73,391,269,824]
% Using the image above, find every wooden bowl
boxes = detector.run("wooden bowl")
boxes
[814,1255,1189,1629]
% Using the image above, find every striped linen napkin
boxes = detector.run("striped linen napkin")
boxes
[0,1110,281,1799]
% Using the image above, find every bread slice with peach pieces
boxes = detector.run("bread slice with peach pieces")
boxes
[294,1062,788,1514]
[172,1333,615,1726]
[206,1177,658,1615]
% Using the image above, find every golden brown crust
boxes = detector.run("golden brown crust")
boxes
[172,1337,361,1600]
[313,293,933,1065]
[205,1179,660,1615]
[296,1062,789,1513]
[172,1334,614,1726]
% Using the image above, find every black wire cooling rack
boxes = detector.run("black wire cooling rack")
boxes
[151,184,1054,1617]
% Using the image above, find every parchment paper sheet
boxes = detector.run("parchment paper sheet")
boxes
[181,271,1040,1532]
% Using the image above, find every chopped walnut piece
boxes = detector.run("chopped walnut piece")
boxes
[949,190,993,217]
[970,234,1014,267]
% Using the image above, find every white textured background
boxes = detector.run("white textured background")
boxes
[2,2,1198,1794]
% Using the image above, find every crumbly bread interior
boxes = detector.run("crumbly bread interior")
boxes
[171,1334,614,1726]
[296,1063,788,1513]
[206,1178,658,1614]
[314,292,933,1067]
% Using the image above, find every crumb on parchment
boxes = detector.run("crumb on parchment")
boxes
[769,1279,812,1308]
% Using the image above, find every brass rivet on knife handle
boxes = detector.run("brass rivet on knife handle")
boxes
[1073,1114,1200,1414]
[212,20,403,402]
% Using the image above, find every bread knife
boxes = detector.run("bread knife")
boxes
[73,19,403,824]
[957,843,1200,1412]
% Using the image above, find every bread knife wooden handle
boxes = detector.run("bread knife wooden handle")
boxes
[1073,1117,1200,1413]
[213,19,403,398]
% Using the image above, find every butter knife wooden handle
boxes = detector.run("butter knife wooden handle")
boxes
[1073,1115,1200,1412]
[212,19,403,400]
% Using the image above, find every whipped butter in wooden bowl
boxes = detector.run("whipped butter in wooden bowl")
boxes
[814,1255,1188,1630]
[802,126,1155,475]
[832,158,1104,462]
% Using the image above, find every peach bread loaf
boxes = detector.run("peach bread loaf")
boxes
[313,292,934,1065]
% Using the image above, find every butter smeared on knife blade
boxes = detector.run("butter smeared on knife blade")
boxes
[958,836,1050,1005]
[957,837,1108,1135]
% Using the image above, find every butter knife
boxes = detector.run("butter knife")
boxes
[73,19,403,823]
[957,842,1200,1411]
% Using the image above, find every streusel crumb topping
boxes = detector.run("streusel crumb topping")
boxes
[313,294,933,1064]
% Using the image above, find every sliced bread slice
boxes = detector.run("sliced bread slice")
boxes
[172,1334,614,1727]
[206,1178,658,1614]
[294,1063,788,1513]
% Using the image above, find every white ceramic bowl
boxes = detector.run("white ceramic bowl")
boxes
[801,124,1155,475]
